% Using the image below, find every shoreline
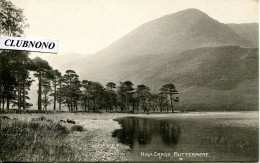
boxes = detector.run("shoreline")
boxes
[1,111,258,161]
[1,113,131,162]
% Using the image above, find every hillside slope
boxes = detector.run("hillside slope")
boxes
[55,9,259,111]
[60,46,258,110]
[227,23,259,47]
[94,8,253,60]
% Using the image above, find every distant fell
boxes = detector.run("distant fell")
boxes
[95,8,253,59]
[227,23,259,47]
[54,9,259,111]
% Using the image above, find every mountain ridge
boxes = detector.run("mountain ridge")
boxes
[227,23,259,47]
[94,8,253,59]
[55,9,259,110]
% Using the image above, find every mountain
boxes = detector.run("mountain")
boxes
[95,8,253,59]
[227,23,259,47]
[56,9,259,111]
[150,46,258,110]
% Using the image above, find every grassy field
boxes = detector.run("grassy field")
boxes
[0,111,258,162]
[0,113,130,162]
[0,118,74,162]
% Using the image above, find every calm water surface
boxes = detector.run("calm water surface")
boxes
[112,112,259,161]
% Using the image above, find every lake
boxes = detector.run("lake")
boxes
[112,112,259,161]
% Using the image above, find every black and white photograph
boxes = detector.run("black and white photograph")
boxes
[0,0,259,162]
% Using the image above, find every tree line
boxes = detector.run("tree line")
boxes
[0,0,179,113]
[1,56,179,113]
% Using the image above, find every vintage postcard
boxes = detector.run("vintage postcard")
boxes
[0,0,259,162]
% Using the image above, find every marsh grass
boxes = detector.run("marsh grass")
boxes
[0,118,82,162]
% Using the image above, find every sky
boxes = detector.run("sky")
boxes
[10,0,259,57]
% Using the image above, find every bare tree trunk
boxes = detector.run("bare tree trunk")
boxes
[132,102,135,113]
[2,97,5,110]
[67,102,70,111]
[166,94,168,113]
[125,94,129,111]
[84,100,87,112]
[143,98,145,113]
[18,88,21,110]
[6,85,10,110]
[6,98,9,110]
[96,100,99,112]
[23,81,26,110]
[44,93,47,110]
[38,72,42,111]
[53,81,56,110]
[70,101,73,111]
[110,97,113,112]
[59,98,61,110]
[137,100,139,112]
[93,98,96,112]
[71,101,73,111]
[87,99,90,111]
[170,94,173,113]
[75,101,78,111]
[59,82,61,110]
[18,75,21,111]
[156,100,158,112]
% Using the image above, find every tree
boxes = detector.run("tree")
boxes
[51,69,61,110]
[13,52,34,111]
[81,80,92,112]
[62,70,81,111]
[41,80,52,110]
[0,53,17,110]
[57,75,65,110]
[136,84,150,113]
[160,83,179,113]
[89,82,105,112]
[117,84,126,111]
[106,82,116,111]
[117,81,134,111]
[0,48,34,111]
[71,78,82,111]
[157,92,165,112]
[0,0,28,36]
[32,57,52,111]
[159,85,169,112]
[150,93,158,112]
[106,82,116,90]
[21,77,34,110]
[131,93,139,113]
[0,0,29,111]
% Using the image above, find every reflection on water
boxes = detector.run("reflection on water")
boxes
[112,114,259,161]
[112,117,180,149]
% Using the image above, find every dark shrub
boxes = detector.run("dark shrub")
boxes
[67,119,76,124]
[37,116,47,121]
[54,123,70,135]
[0,116,10,119]
[60,120,66,123]
[32,116,47,121]
[71,125,84,132]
